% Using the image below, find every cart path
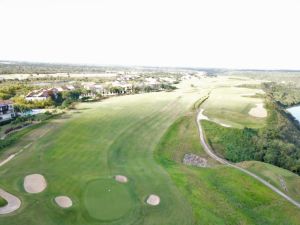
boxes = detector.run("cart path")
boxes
[196,109,300,209]
[0,189,21,214]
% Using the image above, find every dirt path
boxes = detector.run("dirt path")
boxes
[0,189,21,214]
[196,109,300,209]
[0,143,32,168]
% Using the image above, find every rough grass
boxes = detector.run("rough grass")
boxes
[239,161,300,202]
[0,196,7,207]
[155,112,300,225]
[201,120,257,162]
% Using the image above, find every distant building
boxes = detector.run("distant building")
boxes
[0,100,16,122]
[81,82,96,90]
[56,85,75,92]
[25,88,57,101]
[111,81,132,94]
[145,77,159,86]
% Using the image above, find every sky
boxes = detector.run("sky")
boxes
[0,0,300,70]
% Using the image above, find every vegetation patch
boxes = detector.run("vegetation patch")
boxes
[0,197,7,207]
[203,100,300,175]
[262,82,300,107]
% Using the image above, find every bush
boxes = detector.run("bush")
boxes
[203,101,300,175]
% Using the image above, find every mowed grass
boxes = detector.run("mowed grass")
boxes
[201,87,266,128]
[239,161,300,202]
[155,112,300,225]
[84,179,137,221]
[0,88,204,225]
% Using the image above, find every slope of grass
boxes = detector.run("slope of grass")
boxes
[155,112,300,225]
[239,161,300,202]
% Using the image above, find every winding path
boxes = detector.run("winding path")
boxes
[0,189,21,214]
[0,143,31,214]
[196,109,300,209]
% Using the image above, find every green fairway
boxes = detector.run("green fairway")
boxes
[84,178,137,221]
[201,86,266,128]
[0,82,204,225]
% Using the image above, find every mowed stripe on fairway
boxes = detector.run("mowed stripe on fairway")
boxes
[0,88,205,225]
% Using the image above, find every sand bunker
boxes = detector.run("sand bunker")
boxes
[198,109,231,128]
[55,196,73,208]
[198,109,209,120]
[248,103,267,118]
[146,194,160,206]
[0,189,21,214]
[218,122,231,128]
[115,175,128,183]
[24,174,47,193]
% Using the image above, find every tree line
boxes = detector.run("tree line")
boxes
[203,100,300,175]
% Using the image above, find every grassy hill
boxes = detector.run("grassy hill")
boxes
[239,161,300,202]
[155,111,300,225]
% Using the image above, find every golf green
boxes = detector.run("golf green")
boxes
[84,179,137,221]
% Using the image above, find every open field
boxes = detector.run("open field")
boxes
[0,81,205,225]
[0,76,300,224]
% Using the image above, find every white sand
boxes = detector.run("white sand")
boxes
[0,188,21,214]
[248,103,267,118]
[115,175,128,183]
[24,174,47,193]
[218,123,231,128]
[198,109,209,120]
[55,196,73,208]
[198,109,231,128]
[146,194,160,206]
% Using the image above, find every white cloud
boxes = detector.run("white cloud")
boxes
[0,0,299,69]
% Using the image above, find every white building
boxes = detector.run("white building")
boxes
[25,89,56,101]
[0,100,16,122]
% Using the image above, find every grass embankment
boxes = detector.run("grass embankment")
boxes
[155,110,300,225]
[239,161,300,202]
